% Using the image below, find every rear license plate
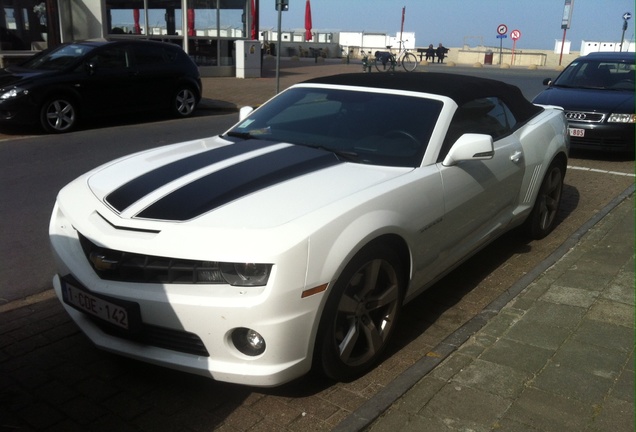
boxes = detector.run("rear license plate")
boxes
[568,128,585,137]
[61,277,137,331]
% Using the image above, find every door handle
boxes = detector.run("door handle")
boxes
[510,150,523,163]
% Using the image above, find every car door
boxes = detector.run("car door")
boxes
[128,43,176,111]
[436,97,525,269]
[78,44,139,115]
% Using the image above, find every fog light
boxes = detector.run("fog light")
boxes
[232,327,266,356]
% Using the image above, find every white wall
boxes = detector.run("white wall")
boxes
[581,40,636,55]
[339,32,362,47]
[58,0,102,42]
[554,39,571,54]
[389,32,415,49]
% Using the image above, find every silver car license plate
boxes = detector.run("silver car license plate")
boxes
[61,278,133,330]
[568,128,585,137]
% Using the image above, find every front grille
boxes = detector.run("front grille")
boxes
[565,111,605,123]
[90,317,210,356]
[78,233,223,284]
[570,135,630,147]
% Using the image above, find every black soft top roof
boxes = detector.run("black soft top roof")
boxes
[302,72,543,123]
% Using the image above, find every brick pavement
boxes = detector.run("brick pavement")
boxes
[198,56,364,110]
[348,192,635,432]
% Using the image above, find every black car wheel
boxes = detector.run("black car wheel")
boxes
[172,87,197,118]
[40,97,78,133]
[317,243,404,381]
[525,160,565,239]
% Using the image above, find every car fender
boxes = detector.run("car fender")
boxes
[174,76,202,100]
[306,207,412,300]
[301,207,411,357]
[35,83,84,108]
[513,109,569,222]
[303,167,444,307]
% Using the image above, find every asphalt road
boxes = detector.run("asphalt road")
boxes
[0,72,634,431]
[0,113,237,303]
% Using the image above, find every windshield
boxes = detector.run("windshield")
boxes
[20,44,96,71]
[553,59,635,90]
[226,87,442,167]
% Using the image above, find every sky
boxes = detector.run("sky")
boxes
[259,0,636,50]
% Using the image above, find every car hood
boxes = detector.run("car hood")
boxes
[0,67,51,88]
[533,86,634,113]
[85,136,410,229]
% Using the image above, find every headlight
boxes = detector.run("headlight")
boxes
[608,113,636,123]
[220,262,272,286]
[0,87,28,100]
[78,232,272,286]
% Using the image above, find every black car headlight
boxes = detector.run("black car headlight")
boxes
[0,87,28,100]
[608,113,636,123]
[79,232,272,286]
[219,262,272,286]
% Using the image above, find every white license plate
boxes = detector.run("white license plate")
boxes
[568,128,585,137]
[62,280,130,330]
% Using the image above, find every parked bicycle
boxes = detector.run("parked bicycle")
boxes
[374,42,418,72]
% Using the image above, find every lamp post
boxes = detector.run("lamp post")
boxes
[559,0,574,66]
[275,0,288,93]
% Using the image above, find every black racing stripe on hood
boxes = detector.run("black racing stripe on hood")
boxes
[136,145,342,221]
[106,140,277,212]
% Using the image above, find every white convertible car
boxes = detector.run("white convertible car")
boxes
[50,73,568,387]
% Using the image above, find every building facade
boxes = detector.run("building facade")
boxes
[0,0,259,76]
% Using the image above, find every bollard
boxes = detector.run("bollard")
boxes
[361,54,372,72]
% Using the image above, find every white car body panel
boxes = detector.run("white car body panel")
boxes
[50,74,569,386]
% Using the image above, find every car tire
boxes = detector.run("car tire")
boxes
[40,96,78,133]
[171,86,198,118]
[317,243,405,382]
[524,160,565,239]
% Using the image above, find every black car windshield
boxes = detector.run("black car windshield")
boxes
[553,59,635,90]
[226,87,442,167]
[21,44,96,71]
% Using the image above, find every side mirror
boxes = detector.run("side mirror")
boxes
[239,106,254,121]
[442,133,494,167]
[543,78,552,86]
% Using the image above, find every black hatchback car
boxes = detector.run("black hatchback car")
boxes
[0,39,202,133]
[533,52,634,156]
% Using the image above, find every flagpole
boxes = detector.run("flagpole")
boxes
[400,6,405,51]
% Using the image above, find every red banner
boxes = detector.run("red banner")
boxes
[305,0,312,41]
[187,9,195,36]
[251,0,257,39]
[133,9,141,34]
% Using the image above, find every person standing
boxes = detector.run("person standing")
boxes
[436,43,449,63]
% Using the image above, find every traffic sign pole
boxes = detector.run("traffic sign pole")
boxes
[620,12,632,52]
[510,29,521,65]
[496,24,508,65]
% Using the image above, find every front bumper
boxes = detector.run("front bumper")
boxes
[567,121,635,153]
[0,96,38,125]
[52,275,318,387]
[49,202,325,387]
